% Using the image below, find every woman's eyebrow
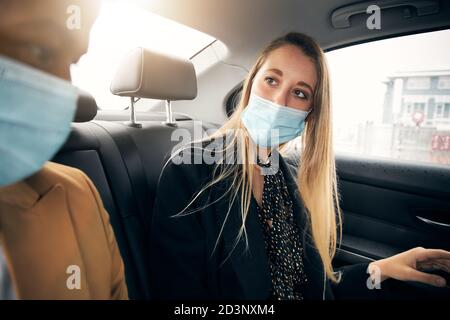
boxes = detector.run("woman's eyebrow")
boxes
[266,68,283,76]
[266,68,314,94]
[297,81,313,94]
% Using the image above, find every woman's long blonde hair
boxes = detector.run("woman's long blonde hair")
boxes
[172,32,342,282]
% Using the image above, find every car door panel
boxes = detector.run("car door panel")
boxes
[333,155,450,298]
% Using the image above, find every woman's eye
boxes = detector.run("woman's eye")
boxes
[293,89,307,99]
[264,77,277,86]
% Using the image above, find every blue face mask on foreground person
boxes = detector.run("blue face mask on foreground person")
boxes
[241,93,311,148]
[0,55,77,187]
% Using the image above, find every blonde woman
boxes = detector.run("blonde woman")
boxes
[149,32,450,300]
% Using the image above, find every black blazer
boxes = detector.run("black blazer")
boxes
[149,147,391,300]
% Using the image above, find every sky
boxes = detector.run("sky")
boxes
[326,29,450,127]
[70,0,214,109]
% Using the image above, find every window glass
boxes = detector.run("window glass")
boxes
[326,29,450,166]
[70,0,215,110]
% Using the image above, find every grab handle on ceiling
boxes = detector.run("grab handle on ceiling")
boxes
[331,0,440,29]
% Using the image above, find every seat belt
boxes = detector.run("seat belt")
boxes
[95,121,152,229]
[92,121,153,299]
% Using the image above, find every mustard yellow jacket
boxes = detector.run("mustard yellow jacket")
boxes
[0,162,128,299]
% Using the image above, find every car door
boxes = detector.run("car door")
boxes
[328,29,450,299]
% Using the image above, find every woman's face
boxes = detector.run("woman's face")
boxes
[251,44,317,112]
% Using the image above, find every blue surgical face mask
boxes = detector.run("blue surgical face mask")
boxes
[241,93,311,148]
[0,55,77,187]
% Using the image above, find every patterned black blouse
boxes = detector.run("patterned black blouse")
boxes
[255,157,308,300]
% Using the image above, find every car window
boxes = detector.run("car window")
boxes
[70,0,215,111]
[326,29,450,167]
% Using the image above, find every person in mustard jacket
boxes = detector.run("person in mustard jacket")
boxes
[0,0,128,299]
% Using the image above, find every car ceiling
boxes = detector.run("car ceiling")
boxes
[143,0,450,68]
[135,0,450,124]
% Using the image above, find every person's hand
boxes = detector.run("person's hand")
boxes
[368,247,450,287]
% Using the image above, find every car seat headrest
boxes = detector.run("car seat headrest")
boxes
[110,47,197,101]
[74,89,98,122]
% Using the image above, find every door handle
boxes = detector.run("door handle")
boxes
[416,215,450,228]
